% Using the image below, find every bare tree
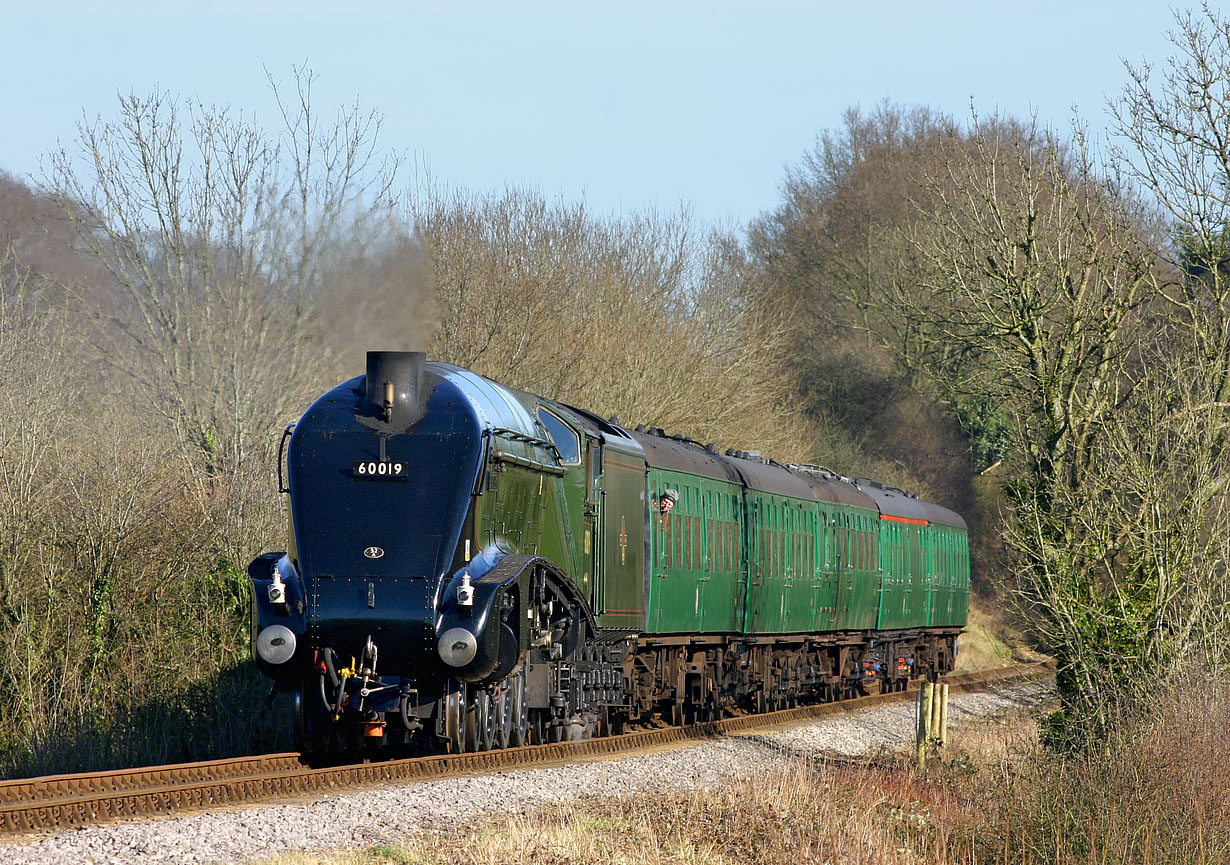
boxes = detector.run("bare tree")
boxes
[411,186,811,457]
[1105,0,1230,683]
[44,69,399,485]
[750,102,952,349]
[747,104,983,514]
[0,71,419,775]
[0,247,78,768]
[1114,5,1230,420]
[894,102,1230,742]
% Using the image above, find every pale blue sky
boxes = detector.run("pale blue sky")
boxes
[0,1,1201,228]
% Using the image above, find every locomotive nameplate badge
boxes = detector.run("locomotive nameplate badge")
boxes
[364,546,385,559]
[353,460,408,480]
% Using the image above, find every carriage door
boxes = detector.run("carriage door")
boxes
[832,513,853,629]
[584,441,602,609]
[739,497,759,633]
[591,439,646,629]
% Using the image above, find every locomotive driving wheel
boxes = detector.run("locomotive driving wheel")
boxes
[494,684,513,750]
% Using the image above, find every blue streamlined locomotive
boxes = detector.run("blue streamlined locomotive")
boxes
[249,351,969,754]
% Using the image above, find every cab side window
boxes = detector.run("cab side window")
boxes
[537,407,581,464]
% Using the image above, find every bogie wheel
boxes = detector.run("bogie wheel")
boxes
[669,702,684,727]
[293,685,312,751]
[607,710,626,737]
[509,670,530,747]
[528,708,547,745]
[467,689,496,752]
[444,689,466,754]
[294,676,333,757]
[481,690,497,750]
[463,702,478,752]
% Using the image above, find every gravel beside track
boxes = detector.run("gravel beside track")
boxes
[2,680,1053,865]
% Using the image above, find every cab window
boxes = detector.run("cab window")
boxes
[537,407,581,464]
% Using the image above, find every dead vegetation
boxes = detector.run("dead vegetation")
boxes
[258,683,1230,865]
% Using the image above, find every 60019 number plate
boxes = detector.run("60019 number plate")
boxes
[353,460,408,480]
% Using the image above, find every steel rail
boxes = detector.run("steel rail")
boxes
[0,664,1048,836]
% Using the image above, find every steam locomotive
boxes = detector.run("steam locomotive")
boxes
[249,351,969,754]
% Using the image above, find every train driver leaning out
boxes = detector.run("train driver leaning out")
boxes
[658,488,679,514]
[657,488,678,532]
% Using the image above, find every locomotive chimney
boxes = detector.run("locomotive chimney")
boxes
[364,350,427,430]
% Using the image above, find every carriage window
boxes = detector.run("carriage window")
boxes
[693,518,701,571]
[685,516,693,570]
[536,408,581,464]
[663,515,673,567]
[676,514,684,568]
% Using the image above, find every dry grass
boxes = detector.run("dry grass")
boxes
[260,761,983,865]
[254,700,1045,865]
[256,683,1230,865]
[979,682,1230,864]
[956,596,1050,673]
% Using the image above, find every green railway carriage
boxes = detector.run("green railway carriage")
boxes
[918,503,970,627]
[862,481,932,630]
[507,401,970,645]
[630,431,744,633]
[614,427,968,642]
[251,353,968,754]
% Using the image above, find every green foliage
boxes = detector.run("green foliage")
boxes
[210,557,256,640]
[948,394,1010,469]
[1173,226,1230,278]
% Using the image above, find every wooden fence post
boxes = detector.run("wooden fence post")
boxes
[916,681,933,770]
[938,683,949,747]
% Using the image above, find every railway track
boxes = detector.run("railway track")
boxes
[0,665,1047,837]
